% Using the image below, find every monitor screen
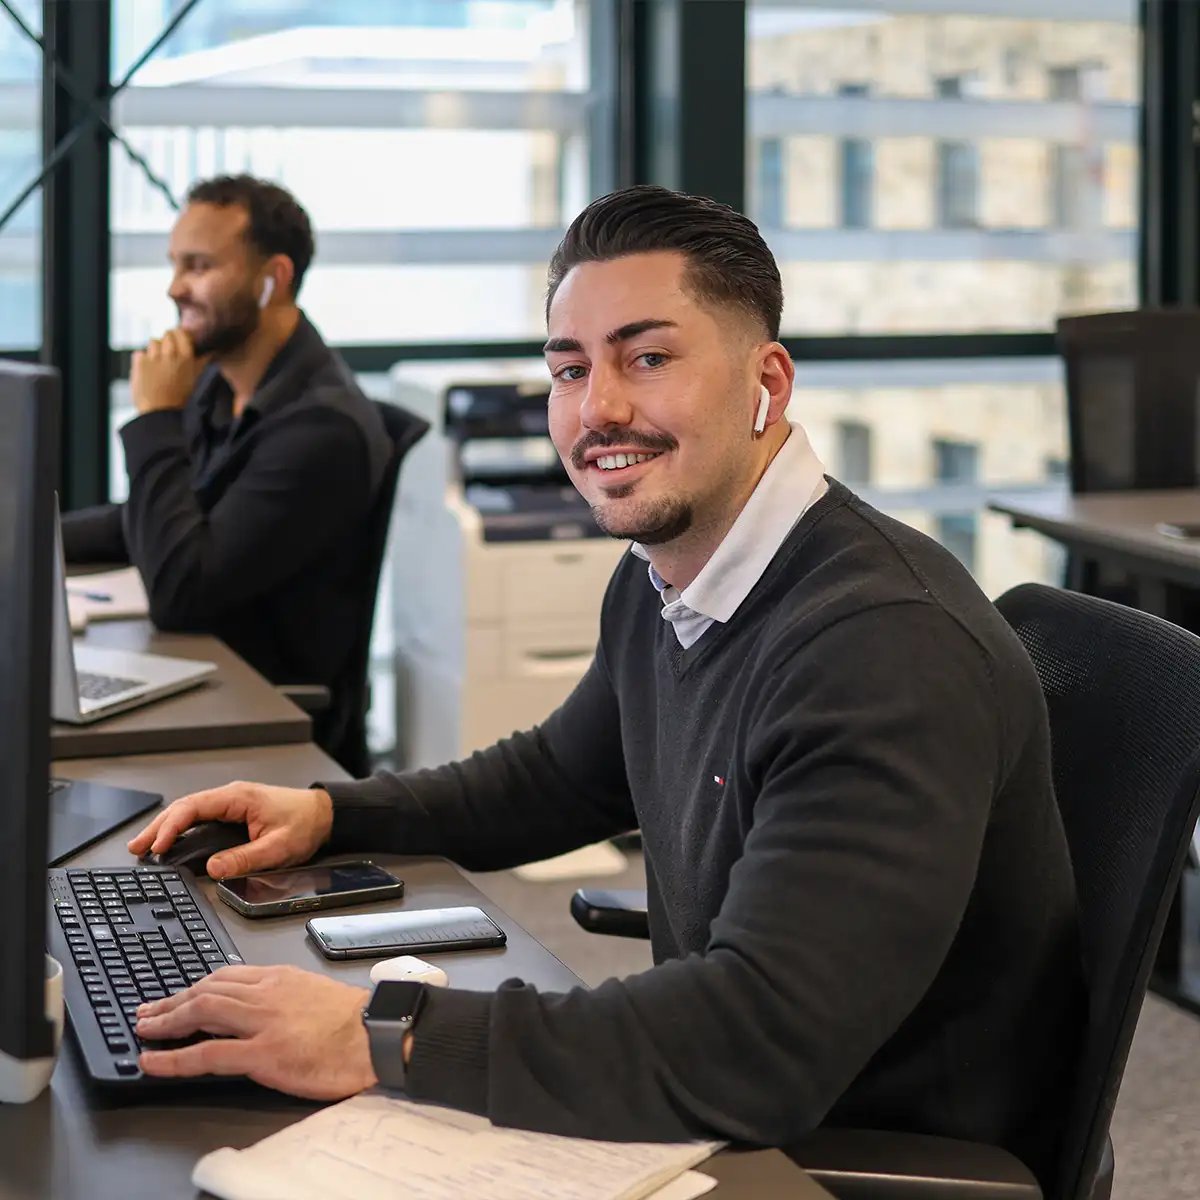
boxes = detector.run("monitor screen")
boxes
[0,360,59,1066]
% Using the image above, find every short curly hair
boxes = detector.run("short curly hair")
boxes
[547,185,783,339]
[186,174,315,297]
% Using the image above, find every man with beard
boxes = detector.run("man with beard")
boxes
[62,175,393,771]
[128,185,1083,1192]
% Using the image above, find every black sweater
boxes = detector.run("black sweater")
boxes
[61,316,392,767]
[323,480,1084,1184]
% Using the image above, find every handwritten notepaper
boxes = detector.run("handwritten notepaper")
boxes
[193,1092,720,1200]
[66,566,149,621]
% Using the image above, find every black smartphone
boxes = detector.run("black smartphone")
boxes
[306,905,506,960]
[1156,522,1200,540]
[215,861,404,918]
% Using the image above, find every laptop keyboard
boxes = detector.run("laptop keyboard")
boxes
[48,866,245,1082]
[77,670,145,702]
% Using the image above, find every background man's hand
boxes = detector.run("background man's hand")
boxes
[131,327,207,414]
[136,965,377,1100]
[126,781,334,878]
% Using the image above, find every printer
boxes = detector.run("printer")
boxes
[389,363,627,768]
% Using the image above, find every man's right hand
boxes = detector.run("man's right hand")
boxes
[126,782,334,878]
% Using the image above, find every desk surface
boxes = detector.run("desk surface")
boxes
[990,487,1200,572]
[51,620,311,760]
[18,743,827,1199]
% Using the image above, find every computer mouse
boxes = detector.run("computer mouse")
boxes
[368,955,449,987]
[138,820,251,873]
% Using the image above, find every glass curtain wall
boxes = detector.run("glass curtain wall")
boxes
[0,0,42,350]
[747,0,1138,597]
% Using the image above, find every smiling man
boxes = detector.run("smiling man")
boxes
[61,174,393,772]
[127,185,1083,1188]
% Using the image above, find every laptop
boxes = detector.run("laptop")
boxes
[51,509,217,724]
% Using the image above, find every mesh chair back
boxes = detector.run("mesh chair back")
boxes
[322,401,428,775]
[995,584,1200,1200]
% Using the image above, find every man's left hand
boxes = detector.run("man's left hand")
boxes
[136,964,378,1100]
[131,328,207,415]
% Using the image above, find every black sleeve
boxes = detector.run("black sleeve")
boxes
[322,644,637,872]
[391,604,1003,1146]
[60,504,128,565]
[118,403,374,629]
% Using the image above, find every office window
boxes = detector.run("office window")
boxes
[0,1,42,350]
[937,141,980,229]
[934,438,979,484]
[1051,144,1088,228]
[755,137,785,229]
[746,2,1140,334]
[836,419,872,484]
[110,0,610,349]
[936,513,979,573]
[932,438,979,573]
[797,359,1067,597]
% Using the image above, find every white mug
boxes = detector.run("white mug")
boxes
[0,954,64,1103]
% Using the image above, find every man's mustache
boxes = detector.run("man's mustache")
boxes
[570,430,677,470]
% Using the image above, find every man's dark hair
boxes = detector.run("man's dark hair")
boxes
[186,174,315,297]
[546,184,783,339]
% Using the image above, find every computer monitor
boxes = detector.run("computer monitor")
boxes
[0,360,59,1079]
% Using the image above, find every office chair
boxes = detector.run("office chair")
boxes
[279,400,428,776]
[1057,309,1200,599]
[573,583,1200,1200]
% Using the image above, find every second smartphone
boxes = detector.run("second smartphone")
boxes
[215,861,404,918]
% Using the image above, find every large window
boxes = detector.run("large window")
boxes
[749,0,1138,594]
[794,358,1066,597]
[747,1,1139,336]
[0,0,42,350]
[109,0,608,350]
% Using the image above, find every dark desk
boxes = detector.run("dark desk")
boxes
[990,488,1200,1015]
[9,743,827,1199]
[52,620,311,760]
[989,488,1200,612]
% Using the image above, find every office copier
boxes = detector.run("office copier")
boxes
[389,363,626,768]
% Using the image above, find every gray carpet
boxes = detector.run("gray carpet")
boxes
[469,849,1200,1198]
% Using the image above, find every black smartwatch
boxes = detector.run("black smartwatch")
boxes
[362,980,427,1090]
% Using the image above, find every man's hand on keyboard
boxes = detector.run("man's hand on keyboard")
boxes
[126,782,335,878]
[135,964,378,1100]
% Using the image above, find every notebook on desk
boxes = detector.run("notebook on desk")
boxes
[65,565,149,622]
[50,506,216,724]
[193,1092,721,1200]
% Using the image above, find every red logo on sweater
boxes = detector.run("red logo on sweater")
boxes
[713,775,725,786]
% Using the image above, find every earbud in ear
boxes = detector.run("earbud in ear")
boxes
[753,385,771,434]
[258,277,275,309]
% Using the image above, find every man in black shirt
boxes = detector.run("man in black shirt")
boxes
[127,186,1083,1187]
[63,175,393,770]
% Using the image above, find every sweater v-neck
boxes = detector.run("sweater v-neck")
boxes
[663,479,851,679]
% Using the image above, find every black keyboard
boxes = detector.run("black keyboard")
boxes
[48,866,245,1084]
[77,670,144,702]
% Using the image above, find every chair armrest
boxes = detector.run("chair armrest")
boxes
[277,684,332,715]
[569,888,651,939]
[788,1129,1041,1200]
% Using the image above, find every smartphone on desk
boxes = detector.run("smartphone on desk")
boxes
[215,861,404,918]
[307,905,507,960]
[1156,521,1200,540]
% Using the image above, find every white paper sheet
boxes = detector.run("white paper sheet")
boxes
[193,1093,720,1200]
[66,566,149,621]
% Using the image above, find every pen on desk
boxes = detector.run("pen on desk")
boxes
[67,588,113,603]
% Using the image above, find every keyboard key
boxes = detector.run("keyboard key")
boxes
[113,1060,139,1076]
[105,1038,131,1053]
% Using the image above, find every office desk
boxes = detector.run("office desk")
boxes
[989,488,1200,610]
[51,619,311,760]
[990,488,1200,1016]
[14,743,828,1199]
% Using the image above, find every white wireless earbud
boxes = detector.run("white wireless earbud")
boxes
[258,276,275,309]
[753,384,771,434]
